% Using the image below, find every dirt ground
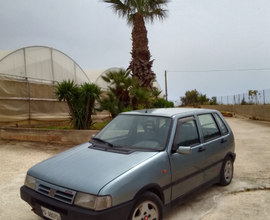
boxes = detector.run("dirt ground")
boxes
[0,117,269,220]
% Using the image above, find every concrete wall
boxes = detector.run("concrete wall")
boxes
[201,105,270,121]
[0,127,99,145]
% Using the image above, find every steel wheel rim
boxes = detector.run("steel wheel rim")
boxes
[224,160,233,182]
[132,200,159,220]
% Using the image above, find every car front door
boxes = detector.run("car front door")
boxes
[170,116,206,201]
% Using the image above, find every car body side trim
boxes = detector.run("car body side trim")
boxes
[164,175,220,213]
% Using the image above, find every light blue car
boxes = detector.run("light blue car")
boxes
[21,108,236,220]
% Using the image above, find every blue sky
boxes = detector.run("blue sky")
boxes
[0,0,269,101]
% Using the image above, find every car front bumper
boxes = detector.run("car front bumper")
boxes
[20,186,134,220]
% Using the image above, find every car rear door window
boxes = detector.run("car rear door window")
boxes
[213,113,229,135]
[198,114,221,142]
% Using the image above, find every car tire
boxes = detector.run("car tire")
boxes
[219,157,234,186]
[128,192,163,220]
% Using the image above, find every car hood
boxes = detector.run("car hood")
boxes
[28,142,158,194]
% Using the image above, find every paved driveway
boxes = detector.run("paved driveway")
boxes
[0,117,269,220]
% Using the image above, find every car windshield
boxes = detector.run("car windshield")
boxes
[94,114,172,151]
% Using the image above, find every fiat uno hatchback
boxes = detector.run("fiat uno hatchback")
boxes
[21,108,236,220]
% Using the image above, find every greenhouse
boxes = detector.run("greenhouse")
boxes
[0,46,92,126]
[0,46,163,126]
[0,46,90,84]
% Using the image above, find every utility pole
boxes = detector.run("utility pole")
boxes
[165,70,167,101]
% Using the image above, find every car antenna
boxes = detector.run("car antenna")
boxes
[145,109,148,113]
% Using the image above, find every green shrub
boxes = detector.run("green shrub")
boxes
[90,121,109,130]
[151,98,174,108]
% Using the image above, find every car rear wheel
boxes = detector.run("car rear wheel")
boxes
[220,157,233,186]
[129,192,163,220]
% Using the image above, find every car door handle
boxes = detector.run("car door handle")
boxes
[198,147,206,152]
[221,138,227,143]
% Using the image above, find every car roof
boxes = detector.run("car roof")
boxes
[121,108,218,117]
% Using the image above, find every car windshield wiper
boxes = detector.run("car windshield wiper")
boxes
[91,137,114,147]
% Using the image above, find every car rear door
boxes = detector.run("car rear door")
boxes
[197,113,226,182]
[169,116,206,201]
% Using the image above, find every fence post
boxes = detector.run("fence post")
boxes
[263,90,265,105]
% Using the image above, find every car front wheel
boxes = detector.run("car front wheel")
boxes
[129,192,163,220]
[220,157,234,186]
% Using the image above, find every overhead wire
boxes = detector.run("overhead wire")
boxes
[166,68,270,73]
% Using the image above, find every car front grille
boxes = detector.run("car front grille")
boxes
[35,179,76,205]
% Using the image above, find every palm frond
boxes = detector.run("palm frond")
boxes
[103,0,169,25]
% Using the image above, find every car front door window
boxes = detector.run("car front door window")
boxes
[175,120,200,147]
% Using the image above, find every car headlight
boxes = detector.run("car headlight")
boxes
[74,192,112,211]
[24,175,36,190]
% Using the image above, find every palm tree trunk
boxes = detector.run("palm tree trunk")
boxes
[128,14,155,90]
[67,100,76,127]
[87,100,95,128]
[84,98,90,129]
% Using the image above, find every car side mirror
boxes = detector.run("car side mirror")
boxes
[177,146,192,155]
[92,134,95,139]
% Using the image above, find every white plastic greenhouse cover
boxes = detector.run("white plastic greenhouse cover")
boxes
[0,46,90,84]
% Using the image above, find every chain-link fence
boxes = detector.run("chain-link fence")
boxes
[216,89,270,105]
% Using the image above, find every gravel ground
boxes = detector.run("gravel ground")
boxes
[0,117,269,220]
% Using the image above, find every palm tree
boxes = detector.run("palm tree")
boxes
[55,80,78,127]
[130,83,151,109]
[152,86,162,99]
[101,68,134,109]
[55,80,101,129]
[98,68,152,116]
[97,92,120,118]
[80,83,101,129]
[102,0,169,90]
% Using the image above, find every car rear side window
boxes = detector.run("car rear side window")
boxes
[213,113,229,135]
[198,114,221,142]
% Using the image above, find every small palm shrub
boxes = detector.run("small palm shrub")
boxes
[55,80,101,130]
